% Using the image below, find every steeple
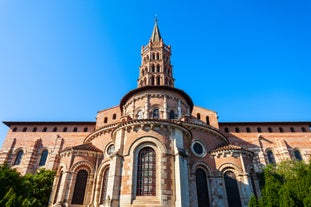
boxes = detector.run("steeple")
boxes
[137,19,174,88]
[150,18,162,42]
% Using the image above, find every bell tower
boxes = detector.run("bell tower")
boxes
[138,19,174,88]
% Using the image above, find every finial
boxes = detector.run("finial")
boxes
[154,14,158,23]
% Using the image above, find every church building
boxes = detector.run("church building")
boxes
[1,20,311,207]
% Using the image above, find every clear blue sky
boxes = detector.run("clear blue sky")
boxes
[0,0,310,145]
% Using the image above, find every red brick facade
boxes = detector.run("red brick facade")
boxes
[1,21,310,207]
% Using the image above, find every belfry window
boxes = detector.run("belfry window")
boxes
[72,170,88,204]
[13,150,23,165]
[196,168,210,207]
[136,147,156,196]
[224,171,242,207]
[39,149,48,166]
[152,109,159,119]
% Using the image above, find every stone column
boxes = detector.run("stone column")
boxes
[173,129,190,207]
[163,95,167,119]
[144,94,150,119]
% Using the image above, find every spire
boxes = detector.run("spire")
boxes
[138,19,174,88]
[150,17,162,42]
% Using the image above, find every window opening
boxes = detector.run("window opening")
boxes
[196,168,210,207]
[43,127,47,132]
[246,127,251,133]
[267,150,276,164]
[63,127,67,132]
[83,127,88,132]
[32,127,37,132]
[294,150,302,161]
[169,110,175,119]
[197,113,201,120]
[206,116,210,125]
[73,127,78,132]
[100,167,110,204]
[13,150,23,165]
[72,170,88,204]
[279,127,284,133]
[39,150,48,166]
[224,171,242,207]
[152,109,159,119]
[257,127,262,133]
[136,147,156,196]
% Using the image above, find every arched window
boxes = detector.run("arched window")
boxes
[12,127,17,132]
[73,127,78,132]
[246,127,251,133]
[151,65,155,72]
[32,127,37,132]
[136,147,156,196]
[39,150,48,166]
[197,113,201,120]
[23,127,27,132]
[100,167,110,204]
[42,127,47,132]
[267,150,276,164]
[83,127,88,132]
[290,127,295,132]
[72,170,88,204]
[294,150,302,161]
[169,110,175,119]
[156,76,160,85]
[137,110,144,119]
[279,127,284,132]
[104,117,108,123]
[63,127,67,132]
[156,53,159,60]
[54,171,63,204]
[112,113,116,120]
[150,76,155,85]
[196,168,210,207]
[235,127,240,133]
[152,109,159,119]
[257,127,262,133]
[156,64,160,72]
[206,116,210,125]
[268,127,273,133]
[224,127,229,133]
[13,150,23,165]
[224,171,242,207]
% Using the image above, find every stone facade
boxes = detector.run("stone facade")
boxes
[1,20,311,207]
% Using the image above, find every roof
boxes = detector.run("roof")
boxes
[62,142,103,153]
[150,18,162,42]
[3,121,96,127]
[211,144,253,154]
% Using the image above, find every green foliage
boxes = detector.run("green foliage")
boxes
[0,163,55,207]
[249,160,311,207]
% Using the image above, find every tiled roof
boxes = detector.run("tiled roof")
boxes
[211,144,253,154]
[62,142,102,153]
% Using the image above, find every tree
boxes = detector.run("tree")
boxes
[249,160,311,207]
[0,163,55,207]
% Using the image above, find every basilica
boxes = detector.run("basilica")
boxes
[0,21,310,207]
